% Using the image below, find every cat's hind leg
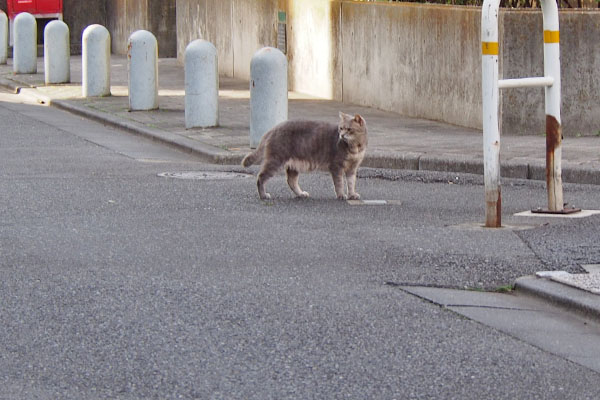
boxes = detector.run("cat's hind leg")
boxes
[256,159,282,200]
[285,167,309,198]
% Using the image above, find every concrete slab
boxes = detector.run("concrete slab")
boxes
[514,209,600,219]
[451,222,537,232]
[400,285,600,373]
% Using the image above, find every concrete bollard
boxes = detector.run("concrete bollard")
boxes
[44,20,70,84]
[184,39,219,128]
[82,24,111,97]
[13,12,37,74]
[249,47,288,148]
[0,11,7,65]
[127,30,158,111]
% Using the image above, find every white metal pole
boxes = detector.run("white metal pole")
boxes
[481,0,502,228]
[541,0,563,212]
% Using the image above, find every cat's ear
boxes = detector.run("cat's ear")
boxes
[339,111,346,121]
[354,114,364,127]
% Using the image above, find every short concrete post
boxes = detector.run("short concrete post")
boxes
[250,47,287,148]
[13,12,37,74]
[44,20,70,84]
[185,39,219,128]
[128,30,158,111]
[0,11,7,65]
[82,24,111,97]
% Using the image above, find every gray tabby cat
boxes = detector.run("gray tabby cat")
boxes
[241,112,368,200]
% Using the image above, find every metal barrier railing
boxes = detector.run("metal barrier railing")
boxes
[481,0,575,228]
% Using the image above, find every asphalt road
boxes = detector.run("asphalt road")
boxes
[2,95,600,399]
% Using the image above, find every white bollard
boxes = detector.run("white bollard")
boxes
[0,11,7,65]
[13,12,37,74]
[184,39,219,128]
[249,47,288,148]
[82,24,111,97]
[44,20,70,84]
[128,30,158,111]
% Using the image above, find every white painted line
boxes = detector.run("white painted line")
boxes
[514,209,600,219]
[347,200,401,206]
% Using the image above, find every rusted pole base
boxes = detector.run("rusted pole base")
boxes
[546,115,564,212]
[485,188,502,228]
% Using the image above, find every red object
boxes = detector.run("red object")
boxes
[7,0,63,19]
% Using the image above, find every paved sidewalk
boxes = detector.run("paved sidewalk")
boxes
[1,55,600,185]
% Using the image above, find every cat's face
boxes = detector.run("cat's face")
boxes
[338,112,367,149]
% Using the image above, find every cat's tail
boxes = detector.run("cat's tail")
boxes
[241,147,263,167]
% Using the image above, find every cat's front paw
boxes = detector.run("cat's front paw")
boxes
[337,194,348,200]
[298,191,310,198]
[260,193,272,200]
[348,193,361,200]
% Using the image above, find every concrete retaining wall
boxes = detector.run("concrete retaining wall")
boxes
[176,0,279,80]
[174,1,600,137]
[341,3,482,130]
[107,0,176,57]
[501,11,600,136]
[341,4,600,137]
[63,0,106,54]
[287,0,343,100]
[177,0,233,76]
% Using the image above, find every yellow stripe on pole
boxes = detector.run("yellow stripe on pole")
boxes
[482,42,499,56]
[544,30,560,44]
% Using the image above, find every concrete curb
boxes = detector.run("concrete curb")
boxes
[50,99,244,166]
[0,76,25,93]
[2,78,599,185]
[40,99,600,185]
[515,275,600,322]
